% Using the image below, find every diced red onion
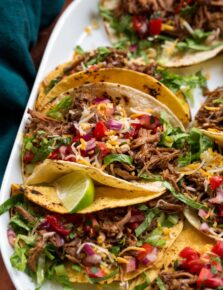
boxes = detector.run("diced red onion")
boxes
[92,98,110,104]
[83,133,92,141]
[83,244,95,255]
[125,256,137,273]
[7,228,16,247]
[198,209,208,219]
[209,189,223,204]
[200,222,210,232]
[83,254,102,265]
[142,247,158,265]
[129,44,137,52]
[130,214,145,223]
[54,233,65,247]
[86,138,96,152]
[107,119,123,130]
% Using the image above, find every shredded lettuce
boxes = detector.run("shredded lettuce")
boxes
[10,244,27,271]
[0,194,23,215]
[135,211,155,237]
[155,277,166,290]
[134,272,151,290]
[163,181,205,210]
[47,95,72,120]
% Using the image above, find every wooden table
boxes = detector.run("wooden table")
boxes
[0,1,72,289]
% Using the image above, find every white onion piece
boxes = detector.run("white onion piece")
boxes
[209,189,223,204]
[200,222,210,232]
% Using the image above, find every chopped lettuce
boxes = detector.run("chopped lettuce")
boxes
[0,194,23,215]
[135,211,155,237]
[134,273,151,290]
[163,181,205,210]
[47,95,72,120]
[10,246,27,271]
[157,68,207,100]
[155,277,166,290]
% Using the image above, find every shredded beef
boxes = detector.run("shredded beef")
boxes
[27,238,46,272]
[14,206,36,223]
[195,87,223,131]
[152,271,197,290]
[148,192,183,213]
[184,172,205,193]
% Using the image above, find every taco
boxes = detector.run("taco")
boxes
[177,148,223,241]
[4,189,183,288]
[130,224,223,290]
[36,66,191,126]
[36,47,207,122]
[100,0,223,67]
[194,87,223,145]
[23,82,186,194]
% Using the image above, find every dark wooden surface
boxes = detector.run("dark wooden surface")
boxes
[0,1,72,289]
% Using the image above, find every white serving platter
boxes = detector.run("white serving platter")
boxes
[0,0,223,289]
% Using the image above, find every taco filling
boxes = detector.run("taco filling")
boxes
[24,90,183,181]
[178,149,223,239]
[152,241,223,289]
[42,47,206,100]
[6,196,182,287]
[195,87,223,131]
[100,0,223,62]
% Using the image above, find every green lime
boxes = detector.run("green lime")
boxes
[55,171,95,213]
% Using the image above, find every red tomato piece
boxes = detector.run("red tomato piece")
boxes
[197,267,213,288]
[149,18,162,35]
[210,176,223,190]
[93,122,108,140]
[23,150,35,163]
[218,205,223,217]
[139,115,161,131]
[185,259,205,274]
[126,123,141,139]
[97,142,110,157]
[46,215,70,236]
[205,277,223,288]
[85,267,105,278]
[137,244,154,261]
[132,15,149,38]
[212,241,223,258]
[179,247,200,261]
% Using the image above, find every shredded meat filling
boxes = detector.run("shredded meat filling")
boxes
[195,87,223,131]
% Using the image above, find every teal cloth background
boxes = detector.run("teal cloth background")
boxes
[0,0,65,183]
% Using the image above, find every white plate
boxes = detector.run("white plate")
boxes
[0,0,223,289]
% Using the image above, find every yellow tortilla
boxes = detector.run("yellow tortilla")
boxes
[129,223,213,289]
[36,68,190,126]
[11,183,164,214]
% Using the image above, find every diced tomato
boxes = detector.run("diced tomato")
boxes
[93,121,108,140]
[149,18,162,35]
[205,277,223,288]
[197,267,213,288]
[46,215,71,236]
[210,176,223,190]
[49,148,60,160]
[212,241,223,258]
[139,115,161,131]
[72,135,80,143]
[132,15,149,38]
[125,123,141,139]
[179,247,200,261]
[97,142,110,157]
[184,259,204,274]
[210,256,222,272]
[23,150,35,163]
[85,267,105,278]
[136,244,154,261]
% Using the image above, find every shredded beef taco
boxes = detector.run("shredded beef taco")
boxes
[130,225,223,290]
[36,66,191,126]
[4,189,183,287]
[23,82,186,194]
[100,0,223,67]
[194,87,223,145]
[178,148,223,241]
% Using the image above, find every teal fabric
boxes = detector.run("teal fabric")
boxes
[0,0,65,183]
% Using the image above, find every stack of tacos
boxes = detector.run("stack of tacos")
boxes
[1,2,223,288]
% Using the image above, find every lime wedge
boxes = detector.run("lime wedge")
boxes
[55,171,95,213]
